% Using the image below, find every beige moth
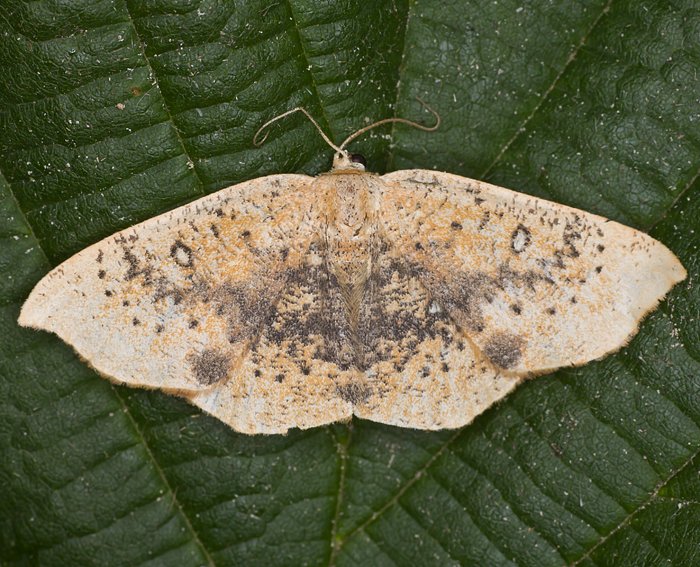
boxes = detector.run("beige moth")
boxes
[19,108,686,434]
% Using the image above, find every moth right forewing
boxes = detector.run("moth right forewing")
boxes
[379,170,685,375]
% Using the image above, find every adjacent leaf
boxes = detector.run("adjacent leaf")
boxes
[1,0,698,565]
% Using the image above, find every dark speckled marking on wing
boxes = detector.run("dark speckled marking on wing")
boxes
[185,238,359,434]
[352,239,522,429]
[357,240,455,372]
[253,239,355,374]
[17,174,318,394]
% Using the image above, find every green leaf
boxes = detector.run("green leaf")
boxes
[1,0,699,565]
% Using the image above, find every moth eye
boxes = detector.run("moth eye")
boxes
[350,153,367,167]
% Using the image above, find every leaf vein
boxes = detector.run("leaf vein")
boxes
[479,0,614,179]
[124,4,207,198]
[570,445,700,564]
[428,464,513,565]
[283,0,336,142]
[448,445,569,563]
[335,428,461,553]
[394,496,462,565]
[509,402,622,530]
[385,0,414,172]
[111,385,215,565]
[327,425,352,567]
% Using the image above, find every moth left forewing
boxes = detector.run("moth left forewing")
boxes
[19,174,316,392]
[380,169,686,375]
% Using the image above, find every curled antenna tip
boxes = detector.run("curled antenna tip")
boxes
[252,130,270,147]
[339,98,440,150]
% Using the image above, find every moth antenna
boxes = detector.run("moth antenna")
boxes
[339,98,440,150]
[253,107,342,152]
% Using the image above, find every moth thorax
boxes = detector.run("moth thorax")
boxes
[325,174,375,232]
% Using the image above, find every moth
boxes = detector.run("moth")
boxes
[19,108,686,434]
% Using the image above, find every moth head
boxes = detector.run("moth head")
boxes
[332,150,366,172]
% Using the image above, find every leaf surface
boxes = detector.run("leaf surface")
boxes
[1,1,699,565]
